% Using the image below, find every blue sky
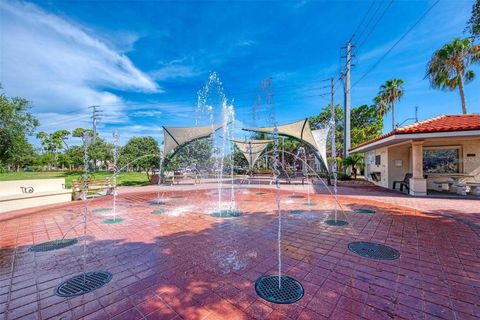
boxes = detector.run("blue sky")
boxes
[0,0,478,145]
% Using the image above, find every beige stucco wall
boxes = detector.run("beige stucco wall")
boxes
[387,144,411,189]
[0,179,71,213]
[0,178,66,196]
[365,147,389,188]
[363,137,480,191]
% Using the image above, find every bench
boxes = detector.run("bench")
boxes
[72,178,113,200]
[164,171,200,185]
[467,183,480,196]
[456,182,480,196]
[432,180,452,192]
[243,174,276,185]
[0,178,71,213]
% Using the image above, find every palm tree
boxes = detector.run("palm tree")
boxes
[342,154,363,179]
[426,38,480,114]
[374,79,405,130]
[373,95,389,117]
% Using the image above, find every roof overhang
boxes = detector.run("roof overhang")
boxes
[350,130,480,153]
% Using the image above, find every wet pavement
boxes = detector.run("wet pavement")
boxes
[1,185,479,319]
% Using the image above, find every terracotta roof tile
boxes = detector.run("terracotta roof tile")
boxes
[351,114,480,151]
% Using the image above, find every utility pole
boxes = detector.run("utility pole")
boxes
[330,78,336,186]
[89,105,101,143]
[342,41,352,161]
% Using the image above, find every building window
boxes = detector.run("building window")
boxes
[423,147,460,174]
[375,155,381,165]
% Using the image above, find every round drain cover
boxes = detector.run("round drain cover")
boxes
[255,275,304,304]
[324,219,348,226]
[29,239,78,252]
[288,195,305,199]
[348,241,400,260]
[355,208,376,214]
[211,210,242,218]
[55,271,112,297]
[151,209,166,215]
[102,218,124,224]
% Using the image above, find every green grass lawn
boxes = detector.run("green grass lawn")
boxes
[0,171,150,188]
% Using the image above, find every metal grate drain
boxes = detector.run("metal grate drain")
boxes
[303,202,316,206]
[255,192,266,195]
[151,209,166,215]
[288,195,305,199]
[324,219,349,226]
[29,238,78,252]
[255,275,304,304]
[211,210,243,218]
[348,241,400,260]
[288,210,304,215]
[102,218,124,224]
[149,200,166,206]
[93,208,111,213]
[55,271,112,297]
[355,208,376,214]
[170,195,184,199]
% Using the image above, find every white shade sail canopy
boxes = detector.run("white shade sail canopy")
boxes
[243,119,330,169]
[163,124,222,156]
[311,128,330,168]
[232,139,273,169]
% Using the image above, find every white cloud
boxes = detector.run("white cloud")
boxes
[0,0,159,121]
[130,110,164,118]
[150,64,202,81]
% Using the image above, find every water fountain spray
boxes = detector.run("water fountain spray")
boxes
[296,147,311,205]
[197,72,237,214]
[228,106,236,208]
[156,146,164,204]
[330,105,338,223]
[261,77,283,289]
[81,131,92,283]
[112,130,119,222]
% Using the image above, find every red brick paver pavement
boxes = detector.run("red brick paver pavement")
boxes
[1,186,479,320]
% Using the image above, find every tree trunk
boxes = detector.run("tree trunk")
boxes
[458,73,468,114]
[391,101,395,130]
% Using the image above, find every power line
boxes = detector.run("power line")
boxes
[351,0,440,90]
[350,0,377,42]
[356,0,395,52]
[354,0,386,46]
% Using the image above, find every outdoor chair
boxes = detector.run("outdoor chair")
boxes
[392,173,413,192]
[370,172,380,182]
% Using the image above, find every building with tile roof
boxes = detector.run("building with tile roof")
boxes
[350,115,480,196]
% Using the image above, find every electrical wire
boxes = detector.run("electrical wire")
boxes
[351,0,440,91]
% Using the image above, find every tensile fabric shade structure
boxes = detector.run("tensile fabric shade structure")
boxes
[311,127,330,169]
[243,119,330,169]
[163,124,223,158]
[232,139,273,169]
